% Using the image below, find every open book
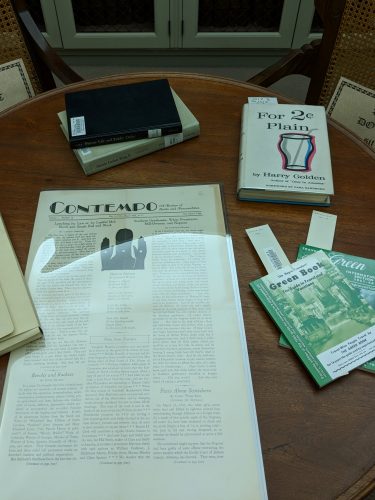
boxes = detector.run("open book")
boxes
[0,184,267,500]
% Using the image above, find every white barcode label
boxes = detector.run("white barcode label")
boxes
[70,116,86,137]
[148,128,162,138]
[164,133,183,147]
[264,247,284,271]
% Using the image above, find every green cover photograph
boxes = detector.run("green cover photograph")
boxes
[279,245,375,373]
[250,251,375,387]
[297,245,375,373]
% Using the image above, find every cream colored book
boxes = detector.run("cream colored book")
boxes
[0,215,41,355]
[58,89,200,175]
[238,103,334,205]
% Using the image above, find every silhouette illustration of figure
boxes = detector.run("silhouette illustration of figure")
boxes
[100,228,147,270]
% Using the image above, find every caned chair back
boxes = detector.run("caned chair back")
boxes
[0,0,43,94]
[315,0,375,107]
[0,0,82,100]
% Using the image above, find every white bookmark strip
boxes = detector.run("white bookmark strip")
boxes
[246,225,290,274]
[306,210,337,250]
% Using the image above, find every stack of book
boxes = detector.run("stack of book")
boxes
[59,79,200,175]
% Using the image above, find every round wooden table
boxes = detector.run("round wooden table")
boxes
[0,72,374,500]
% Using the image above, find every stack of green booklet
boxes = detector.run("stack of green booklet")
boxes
[58,89,200,175]
[250,249,375,387]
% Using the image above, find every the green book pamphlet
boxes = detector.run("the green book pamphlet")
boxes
[250,251,375,387]
[279,244,375,373]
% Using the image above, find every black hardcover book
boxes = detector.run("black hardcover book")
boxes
[65,79,182,148]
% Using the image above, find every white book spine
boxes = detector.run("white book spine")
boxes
[237,103,249,195]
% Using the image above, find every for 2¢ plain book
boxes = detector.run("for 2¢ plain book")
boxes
[237,103,334,205]
[65,79,183,148]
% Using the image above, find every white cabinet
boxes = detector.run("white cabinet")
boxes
[32,0,321,51]
[182,0,300,49]
[53,0,170,49]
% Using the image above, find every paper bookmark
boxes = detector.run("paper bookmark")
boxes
[306,211,337,250]
[246,225,290,274]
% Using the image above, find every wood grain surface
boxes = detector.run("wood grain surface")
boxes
[0,72,374,500]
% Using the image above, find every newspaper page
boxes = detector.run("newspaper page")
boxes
[0,184,267,500]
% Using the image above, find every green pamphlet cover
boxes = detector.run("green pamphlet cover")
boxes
[279,245,375,373]
[250,251,375,387]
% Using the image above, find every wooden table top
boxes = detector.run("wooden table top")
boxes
[0,72,374,500]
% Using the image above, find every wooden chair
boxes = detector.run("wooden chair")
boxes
[248,0,375,107]
[0,0,82,95]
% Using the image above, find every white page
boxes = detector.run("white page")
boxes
[0,184,267,500]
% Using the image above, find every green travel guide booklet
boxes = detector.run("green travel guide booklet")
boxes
[279,245,375,373]
[250,251,375,387]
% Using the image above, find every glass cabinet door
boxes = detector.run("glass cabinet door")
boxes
[182,0,301,49]
[291,0,322,48]
[54,0,170,49]
[29,0,321,51]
